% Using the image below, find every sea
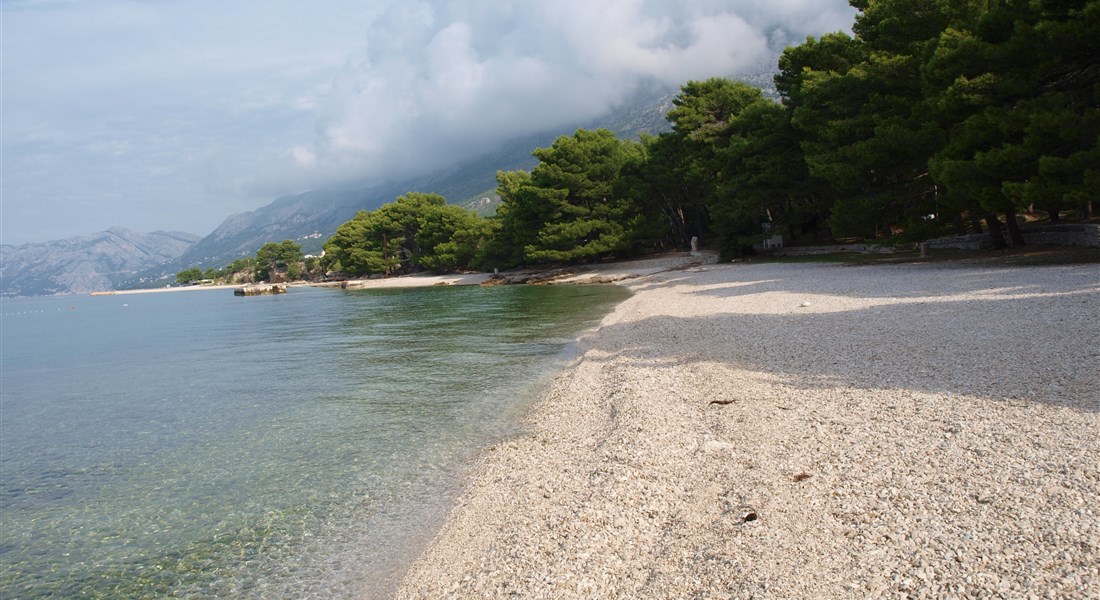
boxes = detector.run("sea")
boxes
[0,283,630,599]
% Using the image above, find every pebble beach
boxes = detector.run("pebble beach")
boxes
[395,260,1099,599]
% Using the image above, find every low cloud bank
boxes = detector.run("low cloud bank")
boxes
[290,0,857,187]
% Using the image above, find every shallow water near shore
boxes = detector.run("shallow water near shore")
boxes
[0,283,629,598]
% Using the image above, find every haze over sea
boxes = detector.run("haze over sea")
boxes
[0,284,629,598]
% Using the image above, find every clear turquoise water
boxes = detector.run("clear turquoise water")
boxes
[0,284,629,599]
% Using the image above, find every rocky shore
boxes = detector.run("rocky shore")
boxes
[395,260,1099,599]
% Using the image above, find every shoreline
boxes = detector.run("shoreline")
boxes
[394,260,1099,598]
[90,283,243,295]
[86,252,719,297]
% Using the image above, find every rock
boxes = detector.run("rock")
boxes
[702,436,734,453]
[234,284,287,296]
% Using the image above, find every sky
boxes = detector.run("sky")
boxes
[1,0,857,246]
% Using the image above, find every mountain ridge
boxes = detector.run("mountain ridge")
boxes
[1,228,200,297]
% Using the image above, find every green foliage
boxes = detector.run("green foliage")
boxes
[776,31,863,108]
[224,257,258,284]
[714,97,831,251]
[301,256,324,281]
[667,78,765,143]
[255,240,304,282]
[779,1,950,240]
[494,129,647,264]
[175,267,203,284]
[654,77,836,254]
[415,203,492,272]
[323,192,492,276]
[324,211,374,275]
[609,80,771,255]
[768,0,1098,244]
[927,0,1099,233]
[479,170,539,269]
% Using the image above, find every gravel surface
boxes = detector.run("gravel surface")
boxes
[394,261,1099,599]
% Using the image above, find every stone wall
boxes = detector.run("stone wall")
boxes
[925,224,1100,250]
[923,234,992,251]
[1019,224,1100,247]
[755,224,1099,255]
[771,244,903,256]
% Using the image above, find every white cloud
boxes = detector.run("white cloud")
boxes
[291,147,318,168]
[1,0,389,243]
[1,0,856,244]
[287,0,856,187]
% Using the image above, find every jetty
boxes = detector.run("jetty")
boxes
[234,284,287,296]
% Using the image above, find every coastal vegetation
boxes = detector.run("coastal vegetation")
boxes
[255,240,306,282]
[175,267,203,284]
[177,241,313,285]
[324,192,492,276]
[183,0,1098,280]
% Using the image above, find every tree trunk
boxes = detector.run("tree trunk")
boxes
[1047,206,1061,223]
[953,214,968,235]
[820,211,837,244]
[674,203,688,247]
[985,213,1007,249]
[1004,211,1026,246]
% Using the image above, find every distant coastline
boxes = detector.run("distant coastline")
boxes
[90,284,243,296]
[91,252,719,296]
